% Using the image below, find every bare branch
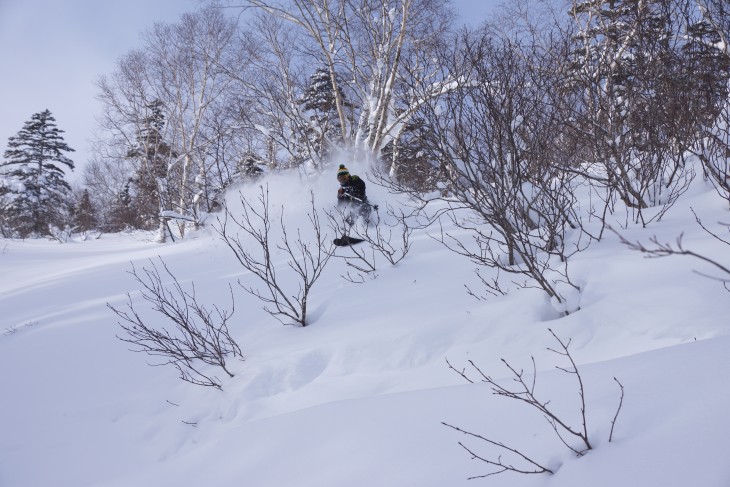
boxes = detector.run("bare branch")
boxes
[445,357,474,384]
[613,219,730,285]
[445,329,626,478]
[442,423,554,477]
[216,185,333,326]
[609,377,625,443]
[109,258,242,389]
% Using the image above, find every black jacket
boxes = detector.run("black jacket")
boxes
[339,175,366,201]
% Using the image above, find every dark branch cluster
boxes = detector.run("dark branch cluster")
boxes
[616,209,730,291]
[444,329,625,478]
[109,258,242,389]
[327,202,413,283]
[216,185,333,327]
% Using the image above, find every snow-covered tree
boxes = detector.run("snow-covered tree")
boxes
[686,0,730,199]
[73,189,98,233]
[237,152,266,182]
[107,181,139,231]
[81,154,138,232]
[296,67,348,165]
[126,100,176,234]
[301,66,343,114]
[95,4,243,238]
[696,0,730,58]
[566,0,726,224]
[0,109,75,237]
[243,0,453,161]
[380,115,441,192]
[682,12,730,124]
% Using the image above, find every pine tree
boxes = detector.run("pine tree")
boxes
[108,181,139,231]
[74,189,98,232]
[570,0,728,143]
[682,17,730,125]
[0,109,75,237]
[238,152,265,181]
[381,115,442,192]
[302,67,343,113]
[297,67,348,166]
[126,100,175,231]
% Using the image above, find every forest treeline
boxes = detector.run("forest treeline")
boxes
[1,0,729,246]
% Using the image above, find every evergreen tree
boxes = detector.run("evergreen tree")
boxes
[686,1,730,196]
[381,115,443,192]
[126,100,175,231]
[238,152,265,181]
[297,67,349,166]
[570,0,674,131]
[0,109,75,237]
[0,184,13,237]
[301,66,343,113]
[682,17,730,125]
[108,181,140,231]
[570,0,728,146]
[74,189,98,232]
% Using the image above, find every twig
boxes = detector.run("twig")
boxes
[609,377,625,443]
[442,422,554,477]
[444,329,626,478]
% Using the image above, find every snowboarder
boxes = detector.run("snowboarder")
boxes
[336,164,372,224]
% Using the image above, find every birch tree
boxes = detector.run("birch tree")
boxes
[239,0,453,169]
[95,5,244,239]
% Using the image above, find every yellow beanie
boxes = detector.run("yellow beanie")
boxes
[337,164,350,179]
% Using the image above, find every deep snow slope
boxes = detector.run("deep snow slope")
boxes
[1,168,729,487]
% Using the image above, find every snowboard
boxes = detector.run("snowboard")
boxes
[333,236,366,247]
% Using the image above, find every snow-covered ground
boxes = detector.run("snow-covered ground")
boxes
[2,164,730,487]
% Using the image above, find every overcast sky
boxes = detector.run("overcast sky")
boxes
[0,0,498,183]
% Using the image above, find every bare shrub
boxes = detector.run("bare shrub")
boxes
[217,185,333,326]
[694,92,730,204]
[616,210,730,291]
[565,0,729,228]
[407,32,584,310]
[328,202,414,283]
[109,258,242,389]
[328,206,378,283]
[444,329,625,479]
[364,204,414,267]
